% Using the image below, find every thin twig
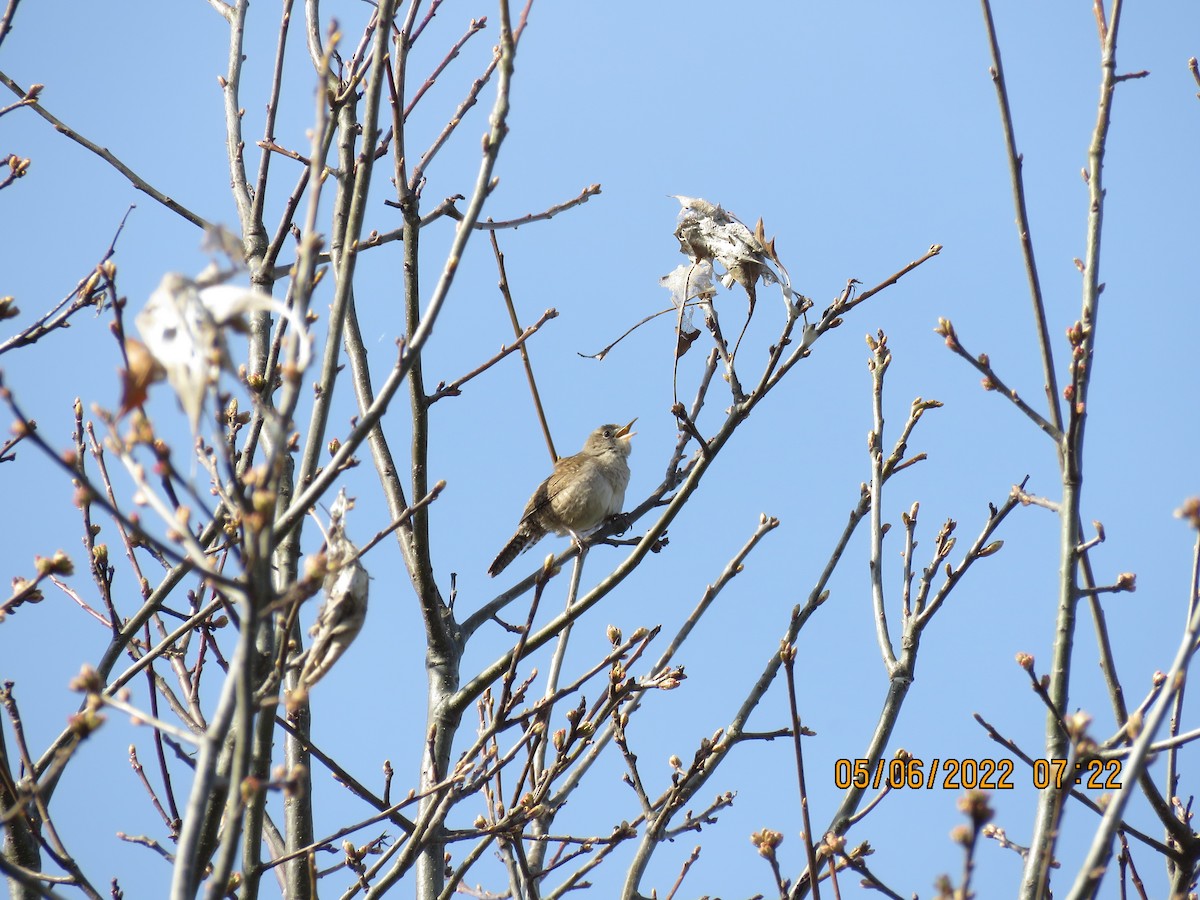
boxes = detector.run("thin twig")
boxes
[0,71,210,229]
[934,318,1061,441]
[979,0,1063,433]
[489,233,557,461]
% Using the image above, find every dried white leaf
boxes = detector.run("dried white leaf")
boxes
[134,272,311,432]
[135,274,226,432]
[673,196,764,286]
[298,489,369,689]
[659,261,715,336]
[301,563,368,689]
[200,224,246,264]
[671,195,796,311]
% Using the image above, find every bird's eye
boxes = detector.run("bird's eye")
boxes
[603,429,612,438]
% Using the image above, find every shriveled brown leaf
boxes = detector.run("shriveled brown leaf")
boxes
[118,337,166,416]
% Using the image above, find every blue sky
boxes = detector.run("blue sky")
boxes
[3,1,1200,896]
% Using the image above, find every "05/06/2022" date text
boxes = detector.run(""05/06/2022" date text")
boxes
[832,757,1123,791]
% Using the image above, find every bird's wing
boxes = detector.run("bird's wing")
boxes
[517,470,558,526]
[531,458,618,534]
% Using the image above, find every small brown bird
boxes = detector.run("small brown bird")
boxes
[488,420,636,577]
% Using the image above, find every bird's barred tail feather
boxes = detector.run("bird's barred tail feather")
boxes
[488,525,542,578]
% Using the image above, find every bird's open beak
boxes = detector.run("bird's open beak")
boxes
[616,418,637,441]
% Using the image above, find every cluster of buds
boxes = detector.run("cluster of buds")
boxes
[749,827,783,859]
[4,155,31,185]
[34,550,74,577]
[1175,498,1200,530]
[956,790,995,828]
[816,831,846,860]
[934,317,959,351]
[67,664,107,738]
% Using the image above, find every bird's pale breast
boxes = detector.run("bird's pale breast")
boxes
[545,454,628,535]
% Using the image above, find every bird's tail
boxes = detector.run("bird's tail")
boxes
[488,525,542,578]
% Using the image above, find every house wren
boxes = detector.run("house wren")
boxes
[488,420,636,577]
